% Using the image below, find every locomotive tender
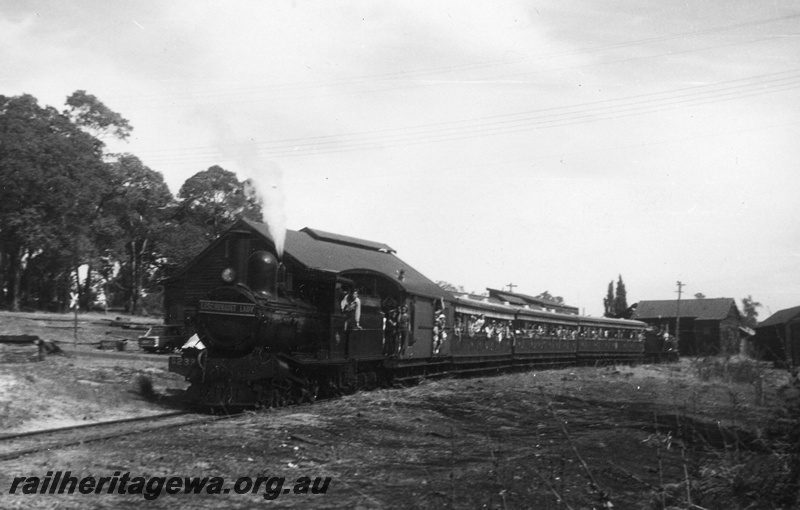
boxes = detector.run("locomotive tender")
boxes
[166,219,665,408]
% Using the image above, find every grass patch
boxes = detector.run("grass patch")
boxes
[695,356,766,384]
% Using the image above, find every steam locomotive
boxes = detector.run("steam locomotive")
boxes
[166,219,674,408]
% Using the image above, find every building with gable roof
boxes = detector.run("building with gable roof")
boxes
[752,305,800,365]
[632,298,742,355]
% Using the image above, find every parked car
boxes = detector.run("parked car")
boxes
[138,325,184,354]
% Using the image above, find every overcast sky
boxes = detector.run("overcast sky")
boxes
[2,1,799,317]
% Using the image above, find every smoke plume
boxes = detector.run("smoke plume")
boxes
[213,126,287,258]
[242,162,287,258]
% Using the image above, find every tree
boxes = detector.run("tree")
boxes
[604,281,615,317]
[741,295,762,329]
[61,90,134,309]
[602,275,631,318]
[154,218,210,281]
[177,166,263,240]
[64,90,132,143]
[436,281,464,293]
[695,293,706,299]
[614,275,629,318]
[0,93,111,310]
[105,155,173,313]
[536,291,564,305]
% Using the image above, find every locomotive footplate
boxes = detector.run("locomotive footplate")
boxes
[169,353,292,382]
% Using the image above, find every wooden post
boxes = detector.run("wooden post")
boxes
[71,291,79,346]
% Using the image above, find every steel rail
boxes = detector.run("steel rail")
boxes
[0,411,190,442]
[0,411,240,462]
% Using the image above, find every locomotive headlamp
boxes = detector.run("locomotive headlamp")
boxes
[221,267,236,283]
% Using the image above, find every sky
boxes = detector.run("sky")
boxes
[2,0,799,318]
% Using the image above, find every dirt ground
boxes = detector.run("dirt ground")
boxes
[1,311,799,509]
[0,311,186,432]
[0,310,159,351]
[0,353,188,433]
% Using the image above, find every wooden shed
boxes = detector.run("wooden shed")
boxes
[752,306,800,365]
[632,298,742,355]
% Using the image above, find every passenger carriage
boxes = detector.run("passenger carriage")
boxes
[513,307,580,364]
[449,293,516,370]
[575,315,645,363]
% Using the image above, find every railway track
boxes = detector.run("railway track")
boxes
[0,411,240,462]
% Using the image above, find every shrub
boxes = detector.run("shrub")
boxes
[135,374,155,401]
[694,357,764,384]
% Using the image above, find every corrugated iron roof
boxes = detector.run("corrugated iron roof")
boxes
[450,293,646,327]
[486,287,579,312]
[300,227,395,253]
[632,298,738,320]
[756,305,800,329]
[451,294,518,320]
[242,219,446,299]
[490,291,528,306]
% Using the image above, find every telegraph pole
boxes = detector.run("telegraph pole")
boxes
[675,281,685,348]
[507,283,517,293]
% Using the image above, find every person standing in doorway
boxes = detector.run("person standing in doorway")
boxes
[397,305,411,357]
[341,289,362,331]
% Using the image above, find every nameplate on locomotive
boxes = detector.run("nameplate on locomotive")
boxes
[198,300,257,316]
